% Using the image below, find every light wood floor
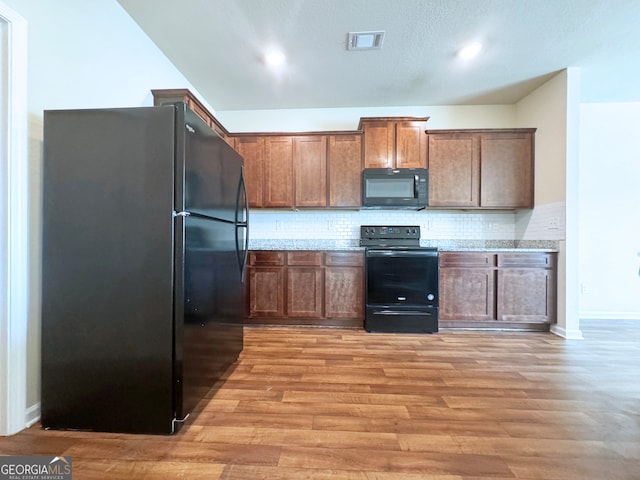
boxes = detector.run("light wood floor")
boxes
[2,320,639,479]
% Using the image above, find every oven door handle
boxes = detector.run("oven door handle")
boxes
[366,249,438,258]
[372,310,435,316]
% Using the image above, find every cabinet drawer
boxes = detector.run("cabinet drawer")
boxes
[287,251,324,266]
[325,251,364,267]
[498,253,554,268]
[248,251,285,266]
[439,252,496,268]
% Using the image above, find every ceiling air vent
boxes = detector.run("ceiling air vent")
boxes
[347,31,385,51]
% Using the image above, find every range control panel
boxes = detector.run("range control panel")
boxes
[360,225,420,239]
[360,225,421,246]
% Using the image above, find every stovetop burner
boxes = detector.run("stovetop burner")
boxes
[359,225,421,247]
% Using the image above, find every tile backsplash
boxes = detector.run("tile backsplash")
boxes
[249,202,566,243]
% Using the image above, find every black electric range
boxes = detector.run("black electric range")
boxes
[360,226,439,333]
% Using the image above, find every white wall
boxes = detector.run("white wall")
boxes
[3,0,205,420]
[514,69,583,339]
[579,103,640,319]
[514,70,572,244]
[218,105,517,132]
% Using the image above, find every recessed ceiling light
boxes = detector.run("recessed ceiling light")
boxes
[458,42,482,60]
[265,49,286,67]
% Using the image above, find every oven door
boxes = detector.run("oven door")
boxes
[365,248,439,333]
[365,248,438,308]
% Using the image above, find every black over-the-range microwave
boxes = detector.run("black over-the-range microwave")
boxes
[361,168,429,210]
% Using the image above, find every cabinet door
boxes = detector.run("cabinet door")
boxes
[235,137,265,208]
[264,136,294,207]
[325,252,364,319]
[294,136,327,207]
[395,121,427,168]
[497,268,554,323]
[427,134,480,207]
[328,135,362,207]
[439,268,496,321]
[480,132,533,208]
[362,121,394,168]
[248,267,284,317]
[287,267,324,318]
[325,266,364,319]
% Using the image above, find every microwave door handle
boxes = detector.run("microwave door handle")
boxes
[414,175,419,198]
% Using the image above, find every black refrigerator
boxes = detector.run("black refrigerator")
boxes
[41,103,248,434]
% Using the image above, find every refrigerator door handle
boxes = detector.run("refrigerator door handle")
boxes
[235,167,249,282]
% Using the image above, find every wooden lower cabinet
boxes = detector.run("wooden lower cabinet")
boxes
[247,250,554,330]
[286,251,324,318]
[325,252,365,319]
[246,251,364,327]
[287,267,324,317]
[247,252,285,317]
[496,253,556,323]
[439,268,495,321]
[439,251,556,330]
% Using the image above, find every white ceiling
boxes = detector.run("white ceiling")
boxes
[117,0,640,111]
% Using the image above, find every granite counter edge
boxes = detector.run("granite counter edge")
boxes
[248,239,559,252]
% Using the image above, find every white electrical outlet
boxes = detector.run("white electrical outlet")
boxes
[485,222,499,230]
[548,216,560,229]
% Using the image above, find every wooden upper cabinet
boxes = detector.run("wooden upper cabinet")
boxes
[480,131,534,208]
[235,136,265,208]
[395,121,428,168]
[361,118,428,169]
[328,135,362,207]
[236,132,362,210]
[427,133,480,207]
[264,136,294,207]
[151,88,233,146]
[294,136,327,208]
[426,128,535,209]
[151,92,535,212]
[362,121,394,168]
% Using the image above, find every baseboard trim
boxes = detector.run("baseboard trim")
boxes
[25,403,40,428]
[580,312,640,321]
[550,324,584,339]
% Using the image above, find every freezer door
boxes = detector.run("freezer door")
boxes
[177,105,245,222]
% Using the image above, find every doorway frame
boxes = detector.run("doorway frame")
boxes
[0,1,28,436]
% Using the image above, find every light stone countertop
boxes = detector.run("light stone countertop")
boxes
[248,239,559,252]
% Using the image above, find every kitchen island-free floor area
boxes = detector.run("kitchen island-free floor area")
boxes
[2,320,639,479]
